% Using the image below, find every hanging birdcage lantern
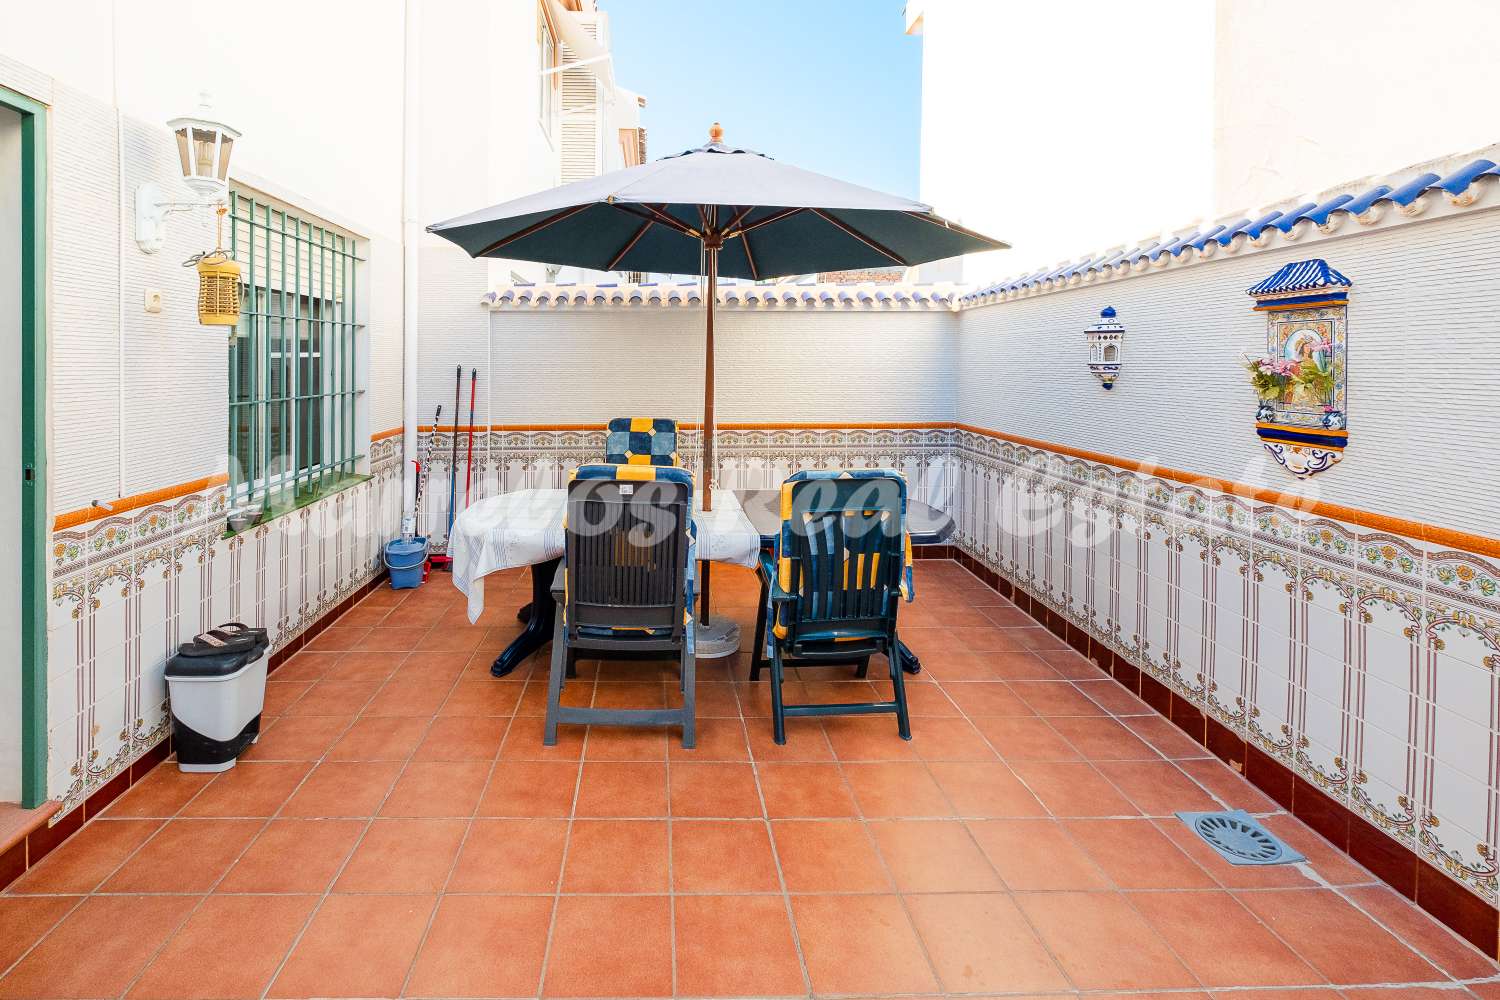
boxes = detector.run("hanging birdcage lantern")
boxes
[195,249,242,327]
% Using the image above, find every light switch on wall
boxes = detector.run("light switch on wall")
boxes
[143,288,163,313]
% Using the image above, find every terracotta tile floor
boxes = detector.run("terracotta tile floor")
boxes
[4,560,1499,999]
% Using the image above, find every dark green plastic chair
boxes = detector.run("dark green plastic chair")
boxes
[750,469,914,744]
[544,463,697,748]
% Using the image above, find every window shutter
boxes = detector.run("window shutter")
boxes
[558,18,600,184]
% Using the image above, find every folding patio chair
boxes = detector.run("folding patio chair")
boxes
[751,469,915,744]
[604,416,679,466]
[544,463,698,748]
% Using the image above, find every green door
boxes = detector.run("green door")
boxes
[1,85,48,808]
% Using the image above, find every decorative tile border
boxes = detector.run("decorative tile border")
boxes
[948,536,1500,955]
[412,425,959,553]
[44,435,404,817]
[3,569,391,894]
[81,417,1491,950]
[950,425,1500,943]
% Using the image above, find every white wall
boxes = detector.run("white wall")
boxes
[0,1,653,811]
[1,0,406,242]
[0,24,410,511]
[911,0,1500,289]
[0,106,22,802]
[421,303,959,429]
[1213,0,1500,215]
[413,0,548,397]
[955,207,1500,537]
[0,3,414,494]
[0,63,397,515]
[0,30,411,810]
[908,0,1215,284]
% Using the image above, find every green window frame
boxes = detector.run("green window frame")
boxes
[227,190,363,513]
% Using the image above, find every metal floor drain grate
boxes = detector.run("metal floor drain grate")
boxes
[1176,809,1305,866]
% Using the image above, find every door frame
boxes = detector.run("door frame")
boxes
[2,84,48,808]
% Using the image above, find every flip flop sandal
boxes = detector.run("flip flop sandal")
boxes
[177,628,259,658]
[218,621,269,648]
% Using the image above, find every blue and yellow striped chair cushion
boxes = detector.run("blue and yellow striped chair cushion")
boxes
[605,417,679,467]
[769,468,914,644]
[564,463,697,653]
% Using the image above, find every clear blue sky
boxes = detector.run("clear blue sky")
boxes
[604,0,922,198]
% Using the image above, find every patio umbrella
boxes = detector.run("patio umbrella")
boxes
[427,123,1008,508]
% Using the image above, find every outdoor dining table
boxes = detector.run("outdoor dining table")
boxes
[448,487,762,677]
[732,489,956,675]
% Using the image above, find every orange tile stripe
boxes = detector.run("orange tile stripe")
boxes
[955,423,1500,559]
[77,423,1487,558]
[713,421,956,431]
[416,421,955,433]
[410,420,1500,555]
[54,428,406,530]
[53,475,229,531]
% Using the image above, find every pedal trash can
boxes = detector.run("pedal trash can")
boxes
[165,632,269,772]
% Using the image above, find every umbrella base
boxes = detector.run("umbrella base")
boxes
[695,620,741,659]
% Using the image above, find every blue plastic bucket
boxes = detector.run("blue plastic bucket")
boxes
[383,537,429,590]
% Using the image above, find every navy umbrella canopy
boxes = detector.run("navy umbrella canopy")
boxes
[428,127,1005,279]
[427,124,1007,501]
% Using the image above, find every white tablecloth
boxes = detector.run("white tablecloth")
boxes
[450,488,761,623]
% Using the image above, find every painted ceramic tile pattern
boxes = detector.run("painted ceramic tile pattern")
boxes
[45,434,404,815]
[413,426,958,549]
[950,427,1500,906]
[42,419,1499,913]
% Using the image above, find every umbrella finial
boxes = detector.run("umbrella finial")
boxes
[709,122,723,144]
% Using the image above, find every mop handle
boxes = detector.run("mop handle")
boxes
[444,365,462,546]
[462,368,478,510]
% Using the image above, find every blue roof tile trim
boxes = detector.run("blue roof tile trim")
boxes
[1342,184,1392,215]
[1386,171,1441,205]
[1300,194,1354,226]
[1437,158,1497,193]
[1152,230,1199,260]
[1242,210,1287,241]
[959,150,1498,305]
[1246,259,1353,297]
[1188,224,1227,251]
[1272,203,1318,233]
[1217,214,1272,245]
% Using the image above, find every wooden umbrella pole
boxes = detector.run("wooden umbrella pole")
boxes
[699,231,719,629]
[702,232,719,512]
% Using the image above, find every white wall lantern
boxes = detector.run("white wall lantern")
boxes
[1085,306,1125,388]
[135,94,241,254]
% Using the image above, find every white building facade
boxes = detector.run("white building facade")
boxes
[908,0,1500,286]
[0,0,642,815]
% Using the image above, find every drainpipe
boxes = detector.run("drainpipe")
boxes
[113,2,126,502]
[400,0,421,533]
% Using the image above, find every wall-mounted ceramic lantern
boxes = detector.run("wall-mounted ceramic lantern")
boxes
[1085,306,1124,388]
[1245,259,1351,478]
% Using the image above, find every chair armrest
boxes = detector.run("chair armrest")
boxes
[757,552,797,603]
[550,560,565,599]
